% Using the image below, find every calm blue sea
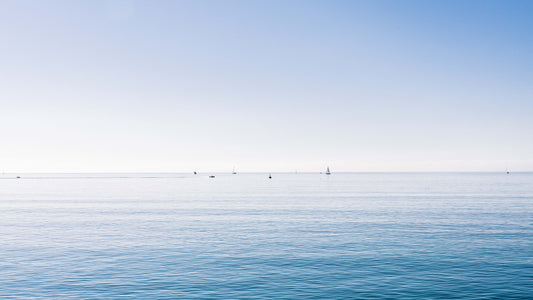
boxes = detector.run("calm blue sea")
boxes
[1,172,532,299]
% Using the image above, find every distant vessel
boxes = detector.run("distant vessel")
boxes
[209,175,215,178]
[268,173,272,179]
[506,170,510,174]
[193,171,197,175]
[232,167,237,174]
[325,166,331,175]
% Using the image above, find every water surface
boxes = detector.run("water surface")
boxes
[1,172,532,299]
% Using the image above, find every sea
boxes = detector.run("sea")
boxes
[1,172,532,299]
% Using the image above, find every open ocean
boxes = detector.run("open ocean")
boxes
[1,172,532,299]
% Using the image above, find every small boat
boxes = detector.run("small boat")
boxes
[193,171,197,175]
[506,170,510,174]
[232,167,237,174]
[268,173,272,179]
[325,166,331,175]
[209,175,215,178]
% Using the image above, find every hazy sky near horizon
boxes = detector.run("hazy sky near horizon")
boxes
[1,0,532,172]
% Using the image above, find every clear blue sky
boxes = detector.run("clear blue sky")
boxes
[1,0,532,172]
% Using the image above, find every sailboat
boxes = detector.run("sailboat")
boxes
[232,166,237,174]
[325,166,331,175]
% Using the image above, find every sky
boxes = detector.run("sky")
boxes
[1,0,532,172]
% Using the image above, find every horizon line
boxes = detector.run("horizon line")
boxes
[1,171,529,174]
